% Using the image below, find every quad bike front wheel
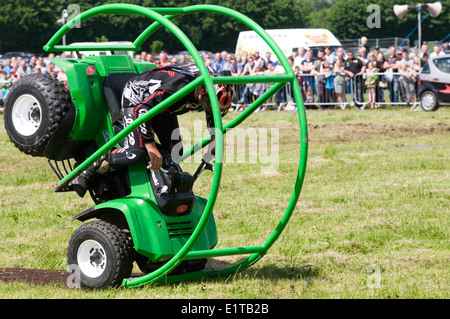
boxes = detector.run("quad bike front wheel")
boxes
[67,220,134,289]
[4,73,73,157]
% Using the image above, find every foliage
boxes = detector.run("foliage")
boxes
[325,0,449,42]
[0,0,448,54]
[150,40,164,53]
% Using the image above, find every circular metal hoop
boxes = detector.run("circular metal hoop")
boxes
[46,3,308,288]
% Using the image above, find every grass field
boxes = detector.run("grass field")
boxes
[0,106,448,299]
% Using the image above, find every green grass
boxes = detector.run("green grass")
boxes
[0,107,449,298]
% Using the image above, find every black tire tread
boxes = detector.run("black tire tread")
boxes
[67,220,134,289]
[420,90,439,112]
[4,73,73,157]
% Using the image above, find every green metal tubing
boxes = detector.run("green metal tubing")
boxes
[213,75,293,84]
[159,84,307,286]
[124,5,308,288]
[48,44,140,52]
[134,14,179,49]
[46,3,225,288]
[183,5,295,76]
[44,3,308,287]
[178,81,286,163]
[263,80,308,249]
[214,84,309,283]
[185,245,266,259]
[207,77,308,286]
[151,249,266,285]
[44,6,180,53]
[56,75,205,189]
[179,4,308,253]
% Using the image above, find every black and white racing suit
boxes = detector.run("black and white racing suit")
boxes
[107,63,214,169]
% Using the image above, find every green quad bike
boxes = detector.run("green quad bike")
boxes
[3,4,308,289]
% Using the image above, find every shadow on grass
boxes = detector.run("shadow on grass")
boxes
[202,258,322,283]
[245,263,322,282]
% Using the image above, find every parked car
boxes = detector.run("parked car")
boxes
[0,51,34,64]
[419,53,450,111]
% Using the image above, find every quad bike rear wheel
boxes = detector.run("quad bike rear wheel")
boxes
[67,220,134,289]
[4,73,73,157]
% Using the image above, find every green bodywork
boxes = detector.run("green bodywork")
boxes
[51,55,155,144]
[98,162,218,262]
[44,3,308,288]
[52,53,218,267]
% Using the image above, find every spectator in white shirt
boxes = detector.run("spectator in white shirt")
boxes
[430,44,444,58]
[324,46,337,65]
[294,47,306,67]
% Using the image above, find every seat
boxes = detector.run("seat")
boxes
[103,72,137,123]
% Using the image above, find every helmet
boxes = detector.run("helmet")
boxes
[214,84,234,115]
[199,84,234,116]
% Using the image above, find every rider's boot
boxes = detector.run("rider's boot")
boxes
[71,153,115,197]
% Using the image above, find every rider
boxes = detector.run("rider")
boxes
[72,62,234,197]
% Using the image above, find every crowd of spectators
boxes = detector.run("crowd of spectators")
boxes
[1,37,448,111]
[0,53,68,107]
[195,38,448,111]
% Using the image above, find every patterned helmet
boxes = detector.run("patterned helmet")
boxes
[199,84,234,116]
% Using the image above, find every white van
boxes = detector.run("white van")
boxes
[235,28,342,59]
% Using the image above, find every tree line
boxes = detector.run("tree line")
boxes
[0,0,447,55]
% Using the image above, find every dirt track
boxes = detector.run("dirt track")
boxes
[0,268,70,286]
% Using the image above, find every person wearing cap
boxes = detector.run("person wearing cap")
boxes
[9,69,19,84]
[373,45,381,56]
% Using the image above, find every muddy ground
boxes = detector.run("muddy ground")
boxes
[0,268,70,286]
[0,258,237,287]
[0,268,149,287]
[1,119,448,288]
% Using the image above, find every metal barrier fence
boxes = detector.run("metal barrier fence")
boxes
[353,72,419,108]
[0,72,420,113]
[231,71,420,111]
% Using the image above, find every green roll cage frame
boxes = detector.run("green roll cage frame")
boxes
[44,3,308,288]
